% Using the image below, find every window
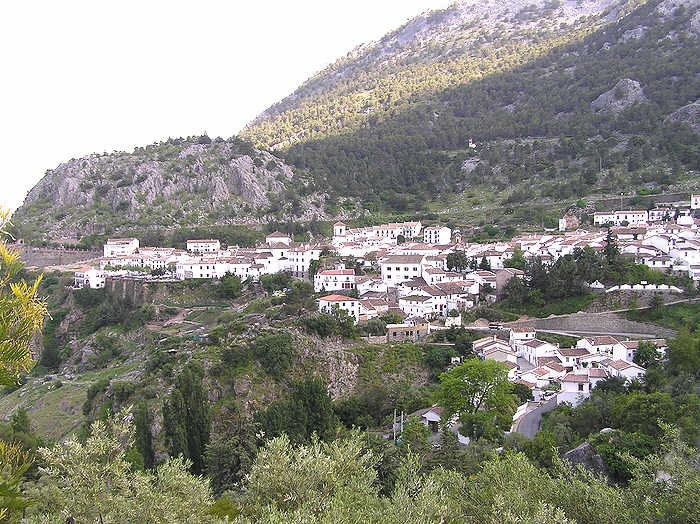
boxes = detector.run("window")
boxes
[578,383,584,392]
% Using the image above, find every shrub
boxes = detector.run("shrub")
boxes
[251,332,293,378]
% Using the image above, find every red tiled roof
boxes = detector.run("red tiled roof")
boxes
[319,295,359,302]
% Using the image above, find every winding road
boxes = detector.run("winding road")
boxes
[514,399,557,439]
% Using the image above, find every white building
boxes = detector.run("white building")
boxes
[287,245,323,277]
[186,239,221,253]
[691,194,700,210]
[314,268,356,292]
[74,268,105,289]
[103,238,139,257]
[380,255,425,287]
[594,210,648,227]
[519,339,559,366]
[265,232,292,246]
[509,327,536,347]
[603,359,646,382]
[576,336,619,356]
[423,226,452,245]
[318,295,360,324]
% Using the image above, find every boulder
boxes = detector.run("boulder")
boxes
[564,441,608,477]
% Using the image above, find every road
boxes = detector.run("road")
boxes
[515,399,557,439]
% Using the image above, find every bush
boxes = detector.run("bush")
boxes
[251,332,294,378]
[260,273,292,293]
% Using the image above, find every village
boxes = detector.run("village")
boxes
[70,195,700,434]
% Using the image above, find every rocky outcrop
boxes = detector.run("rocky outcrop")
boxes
[665,99,700,133]
[564,442,608,476]
[591,79,648,114]
[12,137,330,243]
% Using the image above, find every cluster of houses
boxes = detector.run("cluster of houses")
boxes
[76,199,699,306]
[475,329,661,407]
[407,328,663,444]
[75,232,326,289]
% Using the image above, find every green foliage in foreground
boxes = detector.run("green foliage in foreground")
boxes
[226,423,699,524]
[24,408,217,523]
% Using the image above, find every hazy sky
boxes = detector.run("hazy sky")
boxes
[0,0,451,211]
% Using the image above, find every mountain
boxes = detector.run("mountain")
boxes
[12,0,700,242]
[242,0,699,214]
[11,136,336,244]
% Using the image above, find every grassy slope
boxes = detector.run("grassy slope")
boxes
[0,362,139,441]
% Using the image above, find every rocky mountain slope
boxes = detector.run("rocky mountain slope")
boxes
[242,0,700,212]
[12,136,335,244]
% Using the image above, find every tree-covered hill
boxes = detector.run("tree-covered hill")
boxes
[242,0,700,213]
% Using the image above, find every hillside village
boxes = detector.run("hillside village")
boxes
[68,194,700,433]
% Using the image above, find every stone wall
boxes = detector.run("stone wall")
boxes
[104,276,149,306]
[11,244,100,268]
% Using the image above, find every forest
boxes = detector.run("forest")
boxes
[243,0,699,213]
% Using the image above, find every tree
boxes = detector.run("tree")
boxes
[282,280,315,313]
[478,256,492,271]
[162,363,211,474]
[260,272,292,293]
[603,229,625,281]
[134,400,155,469]
[511,382,534,404]
[634,341,661,369]
[205,402,258,496]
[666,328,700,377]
[504,247,527,270]
[0,211,47,519]
[254,378,338,444]
[0,209,47,386]
[526,256,549,294]
[218,272,243,298]
[25,408,216,523]
[437,359,513,439]
[503,274,528,305]
[648,294,665,316]
[446,250,469,271]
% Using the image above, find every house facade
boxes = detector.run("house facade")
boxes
[318,295,360,323]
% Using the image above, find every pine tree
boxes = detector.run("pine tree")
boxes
[162,363,210,474]
[162,389,188,462]
[134,401,155,469]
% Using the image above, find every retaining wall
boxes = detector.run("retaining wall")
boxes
[508,311,676,338]
[10,244,100,267]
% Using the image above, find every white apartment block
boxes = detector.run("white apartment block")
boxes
[186,239,221,253]
[288,245,323,277]
[593,210,648,227]
[103,238,139,257]
[265,232,292,246]
[423,226,452,245]
[380,255,425,287]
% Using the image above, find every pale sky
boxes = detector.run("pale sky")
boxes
[0,0,451,212]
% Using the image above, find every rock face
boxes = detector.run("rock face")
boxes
[564,442,608,476]
[12,136,328,243]
[665,99,700,133]
[591,78,648,113]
